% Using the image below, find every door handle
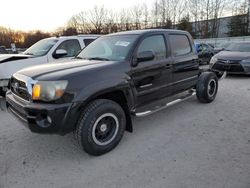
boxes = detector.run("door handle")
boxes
[139,83,153,88]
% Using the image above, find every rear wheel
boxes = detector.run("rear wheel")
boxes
[75,99,126,156]
[196,72,218,103]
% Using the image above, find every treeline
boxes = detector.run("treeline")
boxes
[0,0,249,48]
[66,0,249,38]
[0,27,50,48]
[0,27,78,48]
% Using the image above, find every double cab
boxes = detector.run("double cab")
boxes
[6,29,219,155]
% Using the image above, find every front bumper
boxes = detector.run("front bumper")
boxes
[211,61,250,75]
[6,91,79,135]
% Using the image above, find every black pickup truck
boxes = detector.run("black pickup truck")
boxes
[6,29,218,156]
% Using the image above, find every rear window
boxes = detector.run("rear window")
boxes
[83,39,95,47]
[169,34,192,56]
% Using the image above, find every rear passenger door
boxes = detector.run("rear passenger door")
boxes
[130,34,173,106]
[169,34,199,94]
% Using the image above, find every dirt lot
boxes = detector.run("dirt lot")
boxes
[0,75,250,188]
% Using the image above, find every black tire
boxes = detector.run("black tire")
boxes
[196,72,218,103]
[75,99,126,156]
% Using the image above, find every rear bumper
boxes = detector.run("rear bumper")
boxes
[6,91,80,135]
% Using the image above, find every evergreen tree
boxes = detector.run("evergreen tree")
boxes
[177,16,194,36]
[227,15,248,37]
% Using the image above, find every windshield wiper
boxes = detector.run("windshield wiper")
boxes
[24,52,34,55]
[74,56,84,59]
[87,57,110,61]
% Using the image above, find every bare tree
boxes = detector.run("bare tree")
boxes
[142,3,150,29]
[89,5,108,34]
[152,0,160,27]
[130,5,143,30]
[189,0,203,37]
[104,11,119,34]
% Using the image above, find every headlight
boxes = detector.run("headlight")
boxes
[209,56,217,66]
[32,80,68,101]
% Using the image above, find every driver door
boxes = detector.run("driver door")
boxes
[129,34,173,107]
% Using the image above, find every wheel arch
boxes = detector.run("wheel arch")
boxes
[77,88,134,133]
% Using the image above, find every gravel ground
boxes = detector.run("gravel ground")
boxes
[1,75,250,188]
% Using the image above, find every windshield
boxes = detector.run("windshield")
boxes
[77,35,138,61]
[225,43,250,52]
[24,38,58,56]
[216,42,231,49]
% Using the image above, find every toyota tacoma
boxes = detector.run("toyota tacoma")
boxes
[6,29,219,156]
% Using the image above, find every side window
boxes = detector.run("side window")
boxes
[203,44,210,51]
[137,35,166,60]
[169,34,192,56]
[55,39,81,58]
[83,39,95,47]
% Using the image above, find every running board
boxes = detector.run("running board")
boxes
[135,91,196,117]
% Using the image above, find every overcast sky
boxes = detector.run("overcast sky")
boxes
[0,0,153,31]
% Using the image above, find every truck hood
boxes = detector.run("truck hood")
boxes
[215,51,250,60]
[17,59,119,79]
[0,54,31,63]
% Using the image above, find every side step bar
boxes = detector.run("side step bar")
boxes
[135,91,196,117]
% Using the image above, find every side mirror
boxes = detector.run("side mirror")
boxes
[53,49,67,59]
[137,51,155,63]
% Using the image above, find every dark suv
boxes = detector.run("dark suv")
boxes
[6,29,219,156]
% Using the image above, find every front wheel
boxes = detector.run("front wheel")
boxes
[75,99,126,156]
[196,72,218,103]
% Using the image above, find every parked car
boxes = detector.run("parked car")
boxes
[195,42,214,64]
[6,29,219,156]
[0,46,8,54]
[210,42,250,75]
[0,35,99,96]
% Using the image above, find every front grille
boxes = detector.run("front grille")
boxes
[213,59,244,73]
[11,77,30,101]
[217,59,241,65]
